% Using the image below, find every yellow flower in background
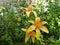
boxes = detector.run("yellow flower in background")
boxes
[26,4,33,17]
[28,17,49,40]
[26,4,40,17]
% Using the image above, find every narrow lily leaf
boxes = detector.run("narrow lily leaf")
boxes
[42,21,48,25]
[32,11,38,18]
[28,20,34,24]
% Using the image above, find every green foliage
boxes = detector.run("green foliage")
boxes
[0,0,60,45]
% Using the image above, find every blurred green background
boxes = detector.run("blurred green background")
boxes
[0,0,60,45]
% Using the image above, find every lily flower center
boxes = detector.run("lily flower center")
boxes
[28,31,35,37]
[35,21,42,28]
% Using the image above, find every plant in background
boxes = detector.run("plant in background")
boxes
[21,2,49,43]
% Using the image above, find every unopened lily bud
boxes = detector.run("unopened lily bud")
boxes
[17,17,21,21]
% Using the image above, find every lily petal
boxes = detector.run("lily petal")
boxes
[21,28,26,32]
[32,36,35,43]
[25,31,35,43]
[35,17,40,22]
[36,28,40,40]
[40,26,49,33]
[31,32,36,43]
[27,25,36,33]
[26,4,33,17]
[26,11,31,17]
[25,33,30,43]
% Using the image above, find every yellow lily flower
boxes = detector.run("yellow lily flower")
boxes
[21,25,36,43]
[25,31,36,43]
[28,17,49,40]
[21,17,49,43]
[26,4,33,17]
[26,4,39,17]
